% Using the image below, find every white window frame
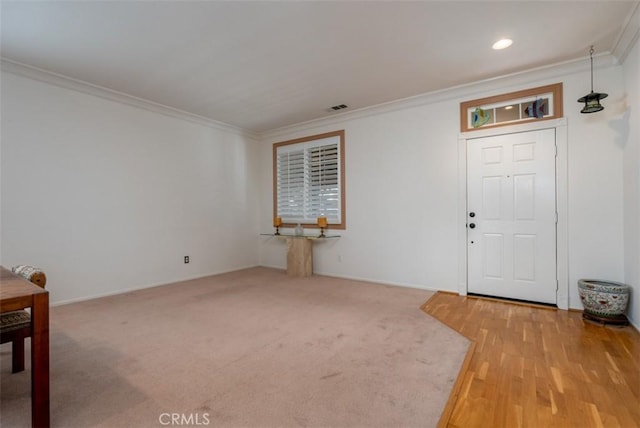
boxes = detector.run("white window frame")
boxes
[273,130,345,229]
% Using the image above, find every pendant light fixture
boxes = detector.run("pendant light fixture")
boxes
[577,46,608,113]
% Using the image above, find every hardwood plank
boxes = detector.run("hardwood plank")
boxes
[423,293,640,428]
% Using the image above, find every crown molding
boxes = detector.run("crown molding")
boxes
[2,41,628,144]
[0,58,259,140]
[612,1,640,64]
[260,54,616,141]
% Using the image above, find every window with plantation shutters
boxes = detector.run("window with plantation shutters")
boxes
[273,130,345,229]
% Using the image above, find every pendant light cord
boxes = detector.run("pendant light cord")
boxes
[589,45,595,93]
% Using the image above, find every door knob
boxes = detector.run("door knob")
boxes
[469,223,476,229]
[469,212,475,217]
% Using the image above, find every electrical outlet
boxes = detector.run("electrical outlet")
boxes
[184,256,189,264]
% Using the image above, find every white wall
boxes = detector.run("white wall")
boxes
[260,100,460,290]
[1,72,261,304]
[622,37,640,327]
[2,53,632,314]
[258,63,627,309]
[565,66,626,309]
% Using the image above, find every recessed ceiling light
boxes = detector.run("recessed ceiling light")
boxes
[492,38,513,50]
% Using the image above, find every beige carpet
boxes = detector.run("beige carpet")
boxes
[1,267,469,427]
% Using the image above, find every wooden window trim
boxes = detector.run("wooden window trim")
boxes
[460,83,563,132]
[273,130,346,230]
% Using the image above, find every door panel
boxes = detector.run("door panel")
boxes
[467,129,557,304]
[482,176,502,219]
[483,234,504,278]
[514,174,535,219]
[513,234,536,280]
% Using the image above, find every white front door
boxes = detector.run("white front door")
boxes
[467,128,557,304]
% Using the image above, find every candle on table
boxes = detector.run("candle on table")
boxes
[274,217,283,227]
[317,216,328,228]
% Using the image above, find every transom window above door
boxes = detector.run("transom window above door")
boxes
[273,130,346,229]
[460,83,563,132]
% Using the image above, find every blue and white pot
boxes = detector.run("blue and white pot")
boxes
[578,279,630,317]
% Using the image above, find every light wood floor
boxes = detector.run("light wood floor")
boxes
[422,292,640,428]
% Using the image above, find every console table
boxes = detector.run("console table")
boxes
[261,234,339,277]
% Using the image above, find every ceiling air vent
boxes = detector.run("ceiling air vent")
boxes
[328,104,348,112]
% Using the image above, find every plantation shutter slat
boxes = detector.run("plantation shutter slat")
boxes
[276,149,305,219]
[276,135,342,224]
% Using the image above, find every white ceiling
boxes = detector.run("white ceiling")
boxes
[1,1,638,133]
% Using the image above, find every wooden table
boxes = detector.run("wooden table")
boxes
[0,266,50,427]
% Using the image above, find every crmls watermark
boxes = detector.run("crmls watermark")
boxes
[158,413,210,426]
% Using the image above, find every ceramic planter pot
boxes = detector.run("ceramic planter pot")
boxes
[578,279,630,317]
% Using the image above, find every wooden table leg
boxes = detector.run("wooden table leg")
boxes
[31,292,50,428]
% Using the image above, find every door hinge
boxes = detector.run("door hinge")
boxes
[555,211,558,224]
[555,143,558,157]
